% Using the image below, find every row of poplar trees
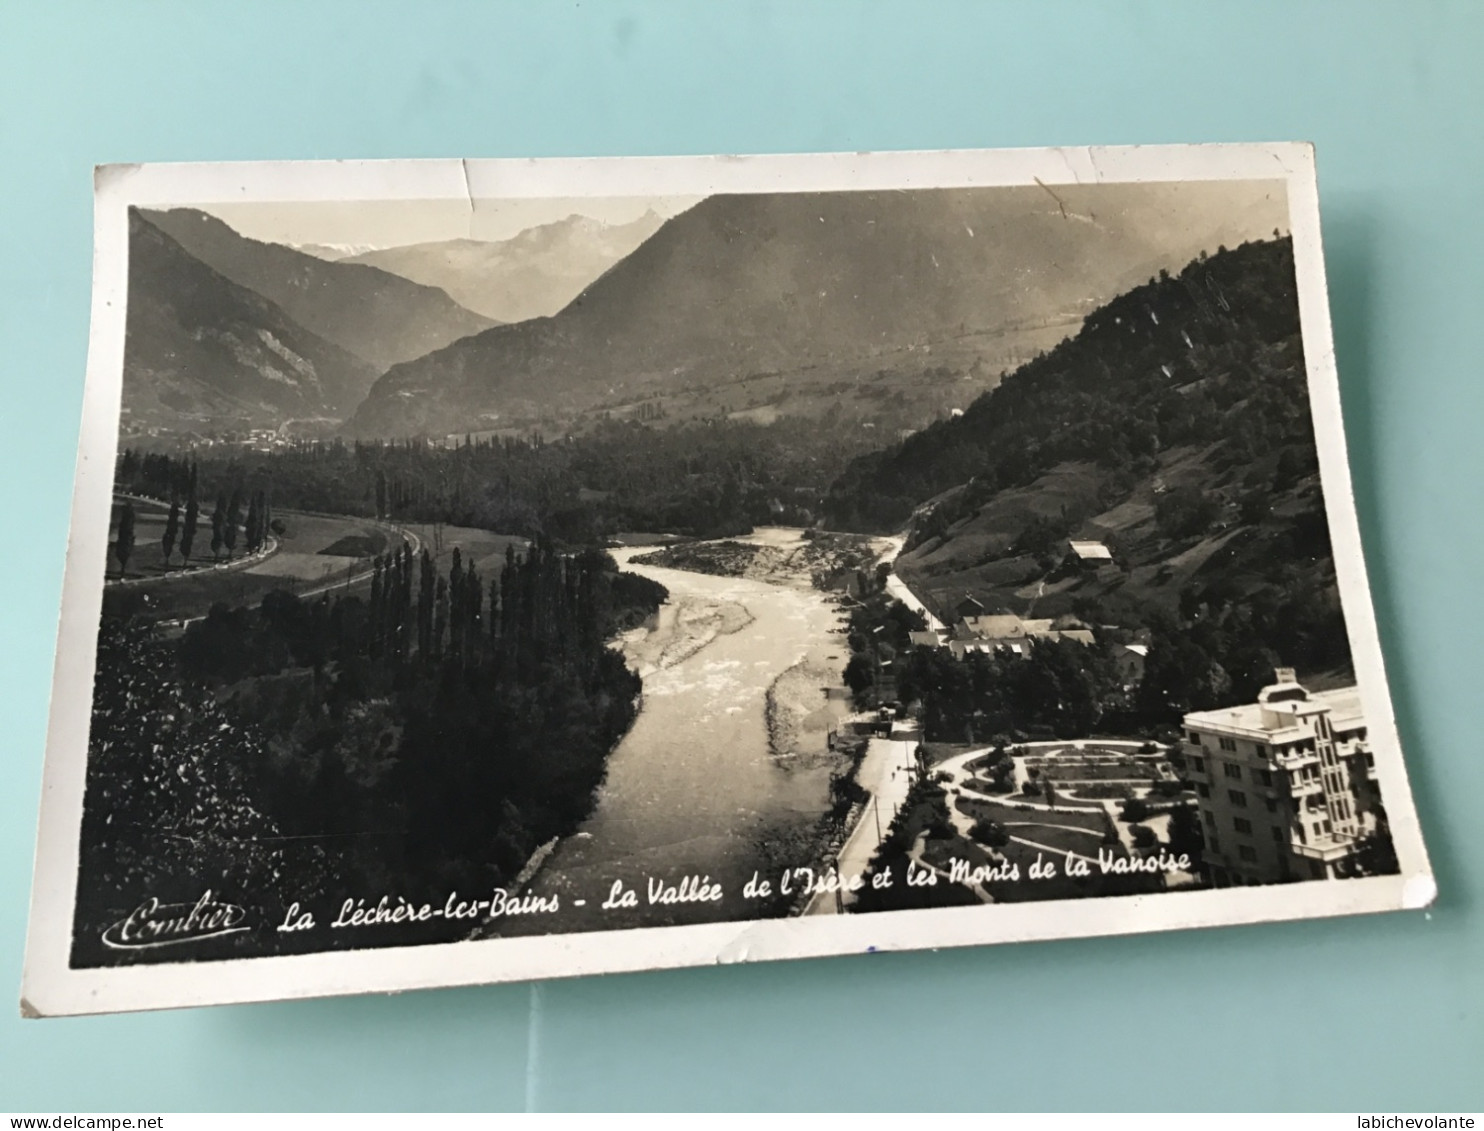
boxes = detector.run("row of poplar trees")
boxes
[357,538,618,682]
[157,480,274,567]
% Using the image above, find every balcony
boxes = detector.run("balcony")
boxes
[1289,833,1356,862]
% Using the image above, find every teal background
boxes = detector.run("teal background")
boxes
[2,0,1480,1112]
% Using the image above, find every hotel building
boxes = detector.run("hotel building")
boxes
[1181,668,1380,886]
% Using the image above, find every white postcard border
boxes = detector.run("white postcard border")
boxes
[22,143,1435,1017]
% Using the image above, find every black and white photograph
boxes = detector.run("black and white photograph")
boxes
[22,147,1434,1015]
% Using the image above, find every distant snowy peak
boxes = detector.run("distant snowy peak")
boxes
[340,211,667,323]
[294,242,382,261]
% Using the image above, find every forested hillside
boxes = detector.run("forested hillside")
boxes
[826,237,1354,725]
[825,237,1308,532]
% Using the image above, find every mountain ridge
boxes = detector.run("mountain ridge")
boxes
[123,210,378,433]
[347,183,1288,439]
[338,210,667,324]
[141,208,496,375]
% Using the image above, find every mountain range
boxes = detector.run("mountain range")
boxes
[123,210,379,432]
[141,208,496,374]
[348,182,1287,439]
[336,210,668,324]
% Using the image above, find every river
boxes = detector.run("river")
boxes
[510,528,854,932]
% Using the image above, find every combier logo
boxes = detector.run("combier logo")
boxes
[101,890,250,950]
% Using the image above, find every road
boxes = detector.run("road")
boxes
[158,518,422,632]
[877,535,944,632]
[805,728,920,914]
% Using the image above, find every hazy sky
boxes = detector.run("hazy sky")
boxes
[192,180,1288,258]
[203,195,702,250]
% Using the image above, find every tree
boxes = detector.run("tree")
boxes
[224,489,244,558]
[1120,796,1151,823]
[970,817,1009,848]
[1352,807,1399,876]
[114,501,136,575]
[843,653,875,699]
[244,493,262,554]
[1166,802,1204,865]
[161,500,180,564]
[1155,486,1219,539]
[180,491,199,564]
[211,491,227,559]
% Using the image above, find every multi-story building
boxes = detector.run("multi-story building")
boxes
[1181,668,1380,886]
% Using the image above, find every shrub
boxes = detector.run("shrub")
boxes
[1120,797,1151,822]
[1130,825,1157,850]
[970,818,1010,848]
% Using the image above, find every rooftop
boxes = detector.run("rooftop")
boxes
[1185,673,1365,742]
[1068,540,1113,561]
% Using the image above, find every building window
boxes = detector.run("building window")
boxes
[1203,810,1216,828]
[1223,762,1243,780]
[1228,790,1247,808]
[1264,798,1279,814]
[1255,744,1267,757]
[1218,737,1237,752]
[1195,783,1209,799]
[1189,756,1205,774]
[1257,769,1273,786]
[1238,845,1258,863]
[1233,817,1253,834]
[1188,730,1202,745]
[1270,826,1285,842]
[1208,834,1220,853]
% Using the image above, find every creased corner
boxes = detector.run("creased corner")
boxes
[1402,872,1438,910]
[459,158,474,238]
[94,164,142,194]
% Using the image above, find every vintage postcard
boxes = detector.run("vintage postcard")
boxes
[22,145,1435,1016]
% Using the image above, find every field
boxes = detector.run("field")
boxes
[103,510,403,624]
[400,522,528,578]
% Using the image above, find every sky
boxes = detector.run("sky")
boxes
[202,195,703,251]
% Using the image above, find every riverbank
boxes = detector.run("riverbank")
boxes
[633,528,882,590]
[622,594,754,676]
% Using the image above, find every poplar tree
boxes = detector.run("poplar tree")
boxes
[417,550,434,657]
[210,492,226,559]
[244,494,261,554]
[223,489,244,558]
[432,576,448,657]
[180,489,199,564]
[161,500,180,565]
[115,501,136,576]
